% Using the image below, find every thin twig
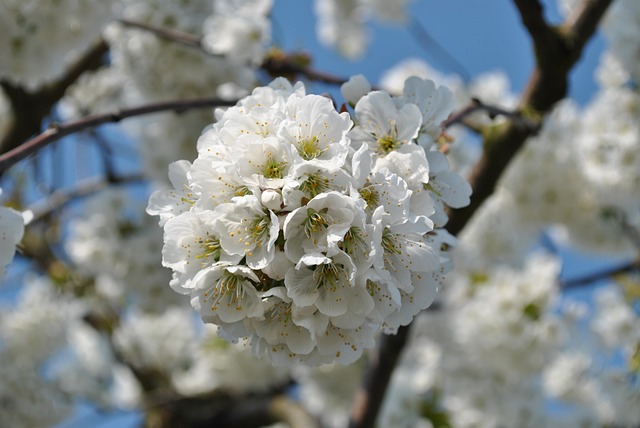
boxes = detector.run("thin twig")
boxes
[118,18,205,51]
[408,18,471,82]
[118,18,349,86]
[442,98,538,132]
[26,173,146,224]
[0,97,237,175]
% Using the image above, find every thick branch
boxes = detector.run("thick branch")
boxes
[0,38,109,155]
[0,97,237,174]
[348,2,615,427]
[142,392,319,428]
[512,0,558,59]
[447,0,613,235]
[349,326,409,428]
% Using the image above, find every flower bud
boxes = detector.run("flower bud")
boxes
[261,189,282,211]
[341,74,371,106]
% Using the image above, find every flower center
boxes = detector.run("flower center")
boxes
[234,185,252,197]
[377,134,400,154]
[381,227,402,255]
[302,208,330,239]
[313,262,341,291]
[202,271,247,311]
[243,215,271,250]
[297,136,325,160]
[300,173,329,198]
[340,226,367,258]
[358,185,379,212]
[263,155,287,179]
[195,236,222,263]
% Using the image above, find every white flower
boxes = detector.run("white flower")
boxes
[251,288,317,356]
[0,0,117,89]
[214,195,280,270]
[424,150,472,227]
[282,163,353,209]
[147,160,196,226]
[382,271,439,334]
[280,94,353,170]
[192,263,264,324]
[380,58,463,95]
[201,0,272,64]
[285,251,360,317]
[161,210,242,293]
[350,91,422,156]
[234,135,296,189]
[113,306,197,373]
[314,0,368,59]
[261,189,283,211]
[189,160,258,212]
[372,207,438,292]
[395,76,455,148]
[283,191,366,264]
[0,195,24,274]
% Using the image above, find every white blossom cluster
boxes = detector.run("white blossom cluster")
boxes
[600,0,640,84]
[148,77,470,366]
[0,276,80,427]
[0,0,118,89]
[66,189,181,312]
[314,0,413,58]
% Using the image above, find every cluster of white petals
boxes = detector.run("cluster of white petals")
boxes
[202,0,272,64]
[148,77,470,366]
[314,0,412,58]
[601,0,640,83]
[0,0,118,89]
[0,188,24,275]
[66,189,181,312]
[0,276,80,427]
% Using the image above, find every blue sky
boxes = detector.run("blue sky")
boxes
[272,0,604,104]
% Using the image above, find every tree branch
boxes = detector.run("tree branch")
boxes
[0,38,109,155]
[442,98,538,132]
[141,390,319,428]
[118,18,205,51]
[349,326,409,428]
[447,0,613,236]
[0,97,237,175]
[118,18,349,85]
[348,2,615,427]
[512,0,558,60]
